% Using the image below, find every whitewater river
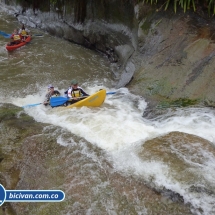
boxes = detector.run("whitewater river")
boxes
[1,8,215,215]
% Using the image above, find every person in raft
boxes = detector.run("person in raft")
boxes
[18,24,30,40]
[7,29,21,46]
[65,79,89,105]
[43,84,60,105]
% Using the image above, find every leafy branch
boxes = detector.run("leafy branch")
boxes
[144,0,215,15]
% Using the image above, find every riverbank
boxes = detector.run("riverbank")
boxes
[2,1,214,109]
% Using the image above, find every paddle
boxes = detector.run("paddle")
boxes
[22,103,42,108]
[22,97,69,108]
[50,97,69,107]
[0,31,11,38]
[106,91,116,95]
[50,96,89,107]
[22,96,86,109]
[23,91,116,108]
[0,30,43,38]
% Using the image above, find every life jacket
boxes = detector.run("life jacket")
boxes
[53,90,60,97]
[71,89,81,98]
[13,34,21,41]
[64,87,70,95]
[20,30,27,36]
[46,90,60,102]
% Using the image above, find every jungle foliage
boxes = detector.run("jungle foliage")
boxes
[16,0,215,22]
[143,0,215,15]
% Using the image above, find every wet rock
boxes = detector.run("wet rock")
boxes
[139,131,215,211]
[0,104,192,215]
[129,9,215,105]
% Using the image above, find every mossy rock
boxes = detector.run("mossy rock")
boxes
[156,98,199,109]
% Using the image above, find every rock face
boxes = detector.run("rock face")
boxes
[3,1,215,106]
[12,0,137,88]
[0,104,193,214]
[129,6,215,107]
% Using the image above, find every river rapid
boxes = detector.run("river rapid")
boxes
[1,7,215,215]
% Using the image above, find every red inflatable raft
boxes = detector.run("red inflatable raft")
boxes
[6,36,31,51]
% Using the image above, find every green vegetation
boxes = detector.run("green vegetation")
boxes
[156,98,199,109]
[144,0,215,15]
[14,0,215,20]
[141,20,151,34]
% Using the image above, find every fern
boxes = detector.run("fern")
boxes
[142,0,215,15]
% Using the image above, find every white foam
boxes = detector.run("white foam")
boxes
[16,88,214,215]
